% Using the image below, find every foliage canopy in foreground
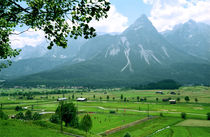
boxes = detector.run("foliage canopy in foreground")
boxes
[0,0,110,69]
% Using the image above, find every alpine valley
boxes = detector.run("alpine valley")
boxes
[1,15,210,88]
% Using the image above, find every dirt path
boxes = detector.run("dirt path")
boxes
[98,116,158,136]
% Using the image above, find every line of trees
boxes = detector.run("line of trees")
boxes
[15,110,41,121]
[132,79,181,90]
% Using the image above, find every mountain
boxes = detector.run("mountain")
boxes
[164,20,210,61]
[5,15,210,88]
[0,38,86,79]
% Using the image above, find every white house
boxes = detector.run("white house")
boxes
[76,97,87,101]
[57,98,67,101]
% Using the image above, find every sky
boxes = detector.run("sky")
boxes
[10,0,210,48]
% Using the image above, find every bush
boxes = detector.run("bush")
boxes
[160,112,163,117]
[124,132,131,137]
[25,110,32,120]
[0,110,8,120]
[80,114,92,132]
[109,110,116,114]
[50,114,60,124]
[33,112,41,120]
[181,112,186,119]
[15,112,25,120]
[185,96,190,102]
[207,113,210,120]
[15,106,23,111]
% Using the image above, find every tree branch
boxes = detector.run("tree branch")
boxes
[11,28,30,35]
[8,0,31,14]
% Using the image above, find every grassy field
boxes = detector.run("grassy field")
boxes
[107,117,182,137]
[152,126,210,137]
[0,86,210,137]
[0,120,70,137]
[79,113,145,134]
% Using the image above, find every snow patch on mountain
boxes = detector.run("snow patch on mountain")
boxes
[120,37,133,72]
[134,25,143,31]
[105,45,120,58]
[73,58,85,62]
[138,44,161,64]
[161,46,169,57]
[110,48,120,56]
[188,34,193,38]
[121,36,127,45]
[60,55,67,59]
[121,48,133,72]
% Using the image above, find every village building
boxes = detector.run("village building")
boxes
[169,100,176,104]
[76,97,87,102]
[156,91,163,94]
[57,97,67,101]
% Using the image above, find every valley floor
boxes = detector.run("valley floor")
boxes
[0,86,210,137]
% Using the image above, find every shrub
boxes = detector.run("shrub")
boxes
[109,110,116,114]
[25,110,32,120]
[33,112,41,120]
[195,98,198,103]
[185,96,190,102]
[80,114,92,132]
[181,112,186,119]
[15,112,25,120]
[124,132,131,137]
[50,114,60,124]
[0,110,8,120]
[15,106,23,111]
[160,112,163,117]
[207,113,210,120]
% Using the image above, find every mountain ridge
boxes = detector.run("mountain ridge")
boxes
[2,15,210,87]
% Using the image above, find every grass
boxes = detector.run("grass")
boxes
[176,119,210,127]
[0,120,70,137]
[1,86,210,137]
[79,113,145,134]
[152,126,210,137]
[107,117,182,137]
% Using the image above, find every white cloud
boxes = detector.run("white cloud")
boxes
[143,0,210,31]
[89,5,128,33]
[10,29,45,49]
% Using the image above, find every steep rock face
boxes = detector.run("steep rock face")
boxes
[164,20,210,61]
[4,15,210,87]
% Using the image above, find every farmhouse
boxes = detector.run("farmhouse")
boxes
[156,91,163,94]
[169,100,176,104]
[57,97,67,101]
[77,97,87,101]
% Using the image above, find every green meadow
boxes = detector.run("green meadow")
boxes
[0,86,210,137]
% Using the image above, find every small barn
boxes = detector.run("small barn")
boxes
[156,91,163,94]
[76,97,87,102]
[169,100,176,104]
[57,98,67,101]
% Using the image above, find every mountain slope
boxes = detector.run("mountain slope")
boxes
[4,15,210,87]
[164,20,210,60]
[0,38,86,80]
